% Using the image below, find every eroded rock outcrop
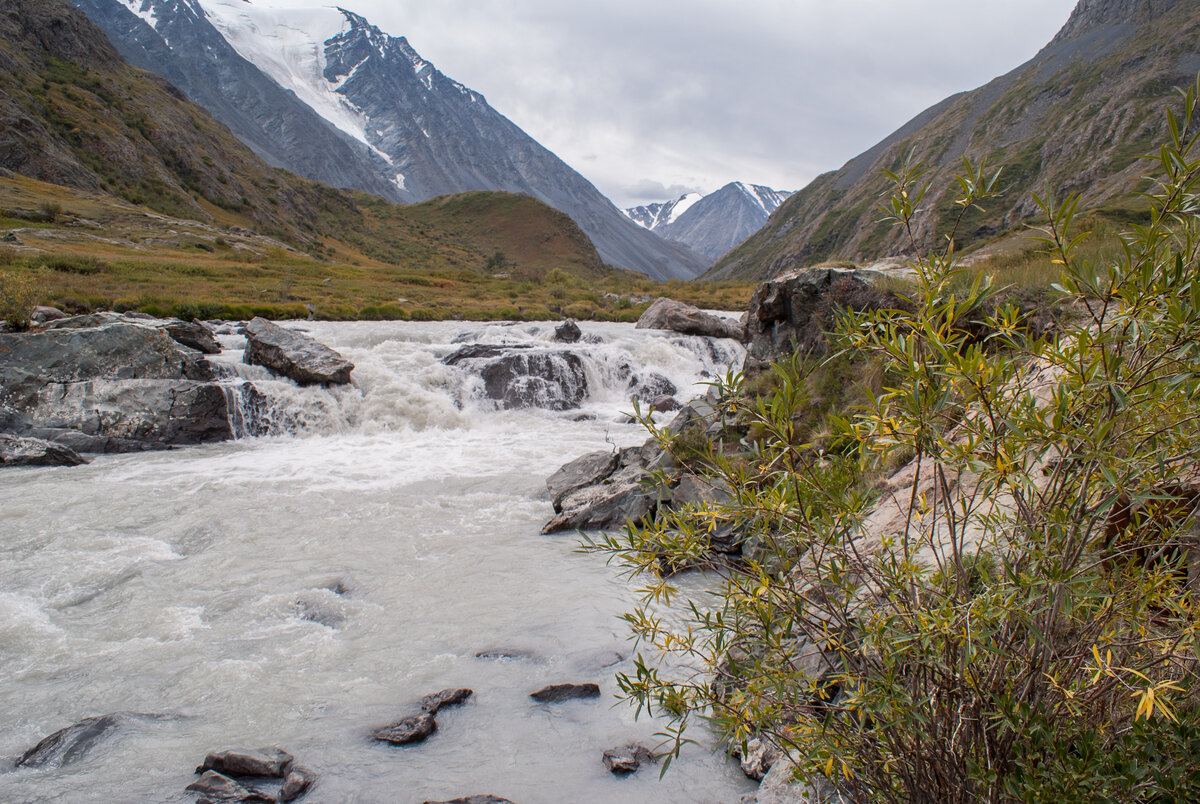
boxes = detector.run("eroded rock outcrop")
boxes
[444,344,588,410]
[0,433,87,466]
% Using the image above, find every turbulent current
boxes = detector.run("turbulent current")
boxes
[0,320,757,803]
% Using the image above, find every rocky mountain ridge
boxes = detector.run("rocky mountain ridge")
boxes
[707,0,1200,280]
[72,0,707,280]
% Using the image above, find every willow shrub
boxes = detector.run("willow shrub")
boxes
[594,79,1200,802]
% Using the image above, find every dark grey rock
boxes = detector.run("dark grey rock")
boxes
[541,464,654,534]
[420,688,473,715]
[278,765,317,802]
[0,433,88,467]
[602,743,654,775]
[553,319,581,343]
[670,474,732,508]
[197,747,294,778]
[529,683,601,703]
[373,713,437,745]
[186,770,274,802]
[649,395,681,413]
[161,318,221,354]
[636,297,744,340]
[16,712,172,769]
[423,798,516,804]
[629,372,677,402]
[474,647,539,662]
[243,317,353,385]
[545,450,619,512]
[445,344,588,410]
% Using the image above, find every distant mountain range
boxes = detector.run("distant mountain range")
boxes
[708,0,1200,280]
[625,183,791,263]
[71,0,706,280]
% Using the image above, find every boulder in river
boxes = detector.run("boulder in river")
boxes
[0,433,87,467]
[373,713,437,745]
[602,743,655,775]
[444,344,588,410]
[16,712,173,769]
[197,747,294,778]
[420,688,473,715]
[541,442,664,534]
[161,318,221,355]
[635,297,744,341]
[553,319,582,343]
[243,317,354,386]
[186,770,274,802]
[424,798,517,804]
[278,765,317,802]
[529,683,601,702]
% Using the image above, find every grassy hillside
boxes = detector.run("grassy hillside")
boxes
[708,0,1199,280]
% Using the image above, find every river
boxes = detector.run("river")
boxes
[0,319,756,803]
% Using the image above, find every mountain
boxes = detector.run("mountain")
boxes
[707,0,1200,280]
[625,193,704,231]
[0,0,609,280]
[71,0,707,280]
[627,183,792,263]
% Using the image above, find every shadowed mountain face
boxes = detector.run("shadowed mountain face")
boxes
[72,0,706,280]
[708,0,1199,281]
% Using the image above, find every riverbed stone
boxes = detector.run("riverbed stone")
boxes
[16,712,170,768]
[602,743,654,774]
[545,449,620,512]
[474,647,540,662]
[278,765,317,802]
[420,688,473,714]
[243,317,353,386]
[197,747,294,778]
[374,713,437,745]
[0,433,87,467]
[161,318,221,355]
[541,464,655,534]
[529,683,601,702]
[445,344,588,410]
[636,297,744,340]
[554,319,581,343]
[185,770,274,802]
[423,797,516,804]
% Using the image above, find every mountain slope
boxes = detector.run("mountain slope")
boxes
[625,193,703,231]
[72,0,706,280]
[707,0,1200,280]
[656,182,792,262]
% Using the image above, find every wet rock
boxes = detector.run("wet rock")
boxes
[243,317,353,385]
[293,592,348,628]
[197,747,294,778]
[423,797,517,804]
[629,372,677,403]
[162,318,221,355]
[529,683,601,703]
[186,770,274,802]
[541,464,655,534]
[649,395,681,413]
[602,743,654,774]
[420,688,473,715]
[17,713,172,768]
[545,449,619,512]
[0,433,87,467]
[474,647,539,662]
[278,765,317,802]
[374,713,437,745]
[553,319,581,343]
[636,297,744,340]
[445,344,588,410]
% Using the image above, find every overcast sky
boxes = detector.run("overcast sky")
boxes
[295,1,1080,208]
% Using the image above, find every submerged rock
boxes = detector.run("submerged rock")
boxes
[373,713,437,745]
[636,297,744,340]
[474,647,539,662]
[602,743,655,775]
[278,765,317,802]
[243,317,354,386]
[424,797,517,804]
[16,712,172,769]
[553,319,581,343]
[185,770,274,802]
[529,683,601,703]
[0,433,87,467]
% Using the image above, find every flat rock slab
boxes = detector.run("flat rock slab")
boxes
[374,713,437,745]
[602,743,655,774]
[197,747,294,778]
[243,317,353,385]
[16,712,172,768]
[530,683,601,703]
[420,688,473,715]
[0,433,87,467]
[186,770,274,802]
[545,449,619,511]
[635,297,744,340]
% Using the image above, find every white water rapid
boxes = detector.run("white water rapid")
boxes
[0,320,757,803]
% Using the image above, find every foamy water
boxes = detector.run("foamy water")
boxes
[0,320,754,803]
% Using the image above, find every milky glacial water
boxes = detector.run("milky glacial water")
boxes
[0,320,755,804]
